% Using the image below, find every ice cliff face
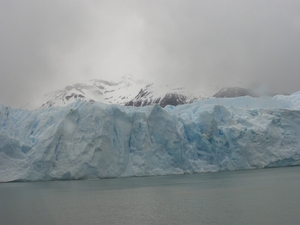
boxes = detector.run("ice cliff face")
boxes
[1,92,300,182]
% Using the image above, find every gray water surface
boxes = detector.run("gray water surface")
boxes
[0,166,299,225]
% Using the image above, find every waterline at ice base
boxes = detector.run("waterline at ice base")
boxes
[0,92,300,182]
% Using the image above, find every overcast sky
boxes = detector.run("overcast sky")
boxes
[1,0,299,107]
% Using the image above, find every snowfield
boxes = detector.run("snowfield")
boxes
[1,92,300,181]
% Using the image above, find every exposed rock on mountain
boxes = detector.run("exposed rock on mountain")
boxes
[24,75,282,110]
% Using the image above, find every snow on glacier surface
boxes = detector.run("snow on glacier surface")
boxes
[0,92,300,181]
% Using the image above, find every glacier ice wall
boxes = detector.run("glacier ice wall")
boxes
[0,92,300,181]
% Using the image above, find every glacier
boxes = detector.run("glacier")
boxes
[0,92,300,182]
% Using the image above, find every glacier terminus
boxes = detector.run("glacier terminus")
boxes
[0,92,300,182]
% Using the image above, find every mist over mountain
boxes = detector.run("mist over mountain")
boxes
[1,1,299,109]
[23,75,287,110]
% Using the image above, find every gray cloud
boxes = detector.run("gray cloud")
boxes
[1,0,299,107]
[0,1,93,107]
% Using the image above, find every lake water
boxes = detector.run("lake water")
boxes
[0,166,299,225]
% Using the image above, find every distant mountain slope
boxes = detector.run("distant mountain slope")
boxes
[213,87,256,98]
[24,75,279,110]
[24,75,219,110]
[213,87,279,98]
[124,83,194,107]
[23,75,148,110]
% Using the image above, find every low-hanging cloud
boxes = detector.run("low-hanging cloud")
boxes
[1,0,299,107]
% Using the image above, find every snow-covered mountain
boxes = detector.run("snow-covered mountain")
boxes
[24,75,223,110]
[24,75,149,110]
[24,75,274,110]
[125,83,210,107]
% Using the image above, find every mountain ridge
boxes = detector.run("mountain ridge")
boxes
[23,75,277,110]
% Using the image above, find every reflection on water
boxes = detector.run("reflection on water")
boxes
[0,167,299,225]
